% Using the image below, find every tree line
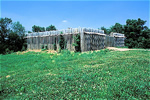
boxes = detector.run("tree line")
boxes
[28,25,56,33]
[0,17,149,54]
[100,18,150,48]
[0,17,26,54]
[0,17,57,54]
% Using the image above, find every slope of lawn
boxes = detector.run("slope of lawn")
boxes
[0,49,150,99]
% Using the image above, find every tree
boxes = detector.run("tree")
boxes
[32,25,40,32]
[110,23,124,33]
[0,17,12,43]
[100,26,111,34]
[32,25,56,32]
[40,27,45,32]
[124,18,150,48]
[32,25,45,32]
[11,21,25,37]
[28,31,32,33]
[0,17,27,54]
[46,25,56,31]
[0,17,12,54]
[7,32,20,52]
[11,22,27,51]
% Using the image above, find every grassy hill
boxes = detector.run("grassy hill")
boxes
[0,49,149,99]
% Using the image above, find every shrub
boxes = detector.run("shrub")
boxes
[41,45,48,51]
[21,46,26,51]
[41,45,44,49]
[45,45,48,50]
[53,37,57,50]
[59,32,65,50]
[73,33,81,52]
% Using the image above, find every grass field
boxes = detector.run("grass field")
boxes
[0,49,150,99]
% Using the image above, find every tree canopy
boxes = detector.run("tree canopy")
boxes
[46,25,56,31]
[100,23,124,35]
[124,18,150,48]
[99,18,149,48]
[110,23,124,33]
[0,17,12,43]
[11,21,25,37]
[31,25,56,32]
[0,17,27,54]
[32,25,45,32]
[100,26,111,34]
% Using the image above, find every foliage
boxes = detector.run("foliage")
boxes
[46,25,56,31]
[72,33,81,52]
[32,25,45,32]
[110,23,124,33]
[59,32,65,50]
[100,18,149,49]
[45,45,48,50]
[11,21,25,36]
[32,25,56,32]
[0,17,12,54]
[100,26,111,34]
[0,17,27,54]
[21,46,26,51]
[28,31,32,33]
[100,23,124,35]
[0,17,12,42]
[53,37,57,50]
[11,22,27,50]
[0,50,149,99]
[41,45,44,49]
[124,18,150,48]
[41,45,48,51]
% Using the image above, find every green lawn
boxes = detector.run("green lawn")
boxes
[0,49,150,99]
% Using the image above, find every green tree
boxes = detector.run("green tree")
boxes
[28,31,32,33]
[46,25,56,31]
[11,21,25,37]
[40,27,45,32]
[100,26,111,34]
[0,17,27,54]
[32,25,38,32]
[32,25,45,32]
[11,21,27,51]
[110,23,124,33]
[0,17,12,43]
[7,32,20,52]
[124,18,150,48]
[0,17,12,54]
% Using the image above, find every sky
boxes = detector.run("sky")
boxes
[1,0,149,32]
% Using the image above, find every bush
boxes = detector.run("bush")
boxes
[73,33,81,52]
[21,46,26,51]
[45,45,48,50]
[59,32,65,50]
[53,37,57,50]
[53,43,57,50]
[5,48,13,54]
[61,49,71,55]
[41,45,44,49]
[41,45,48,51]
